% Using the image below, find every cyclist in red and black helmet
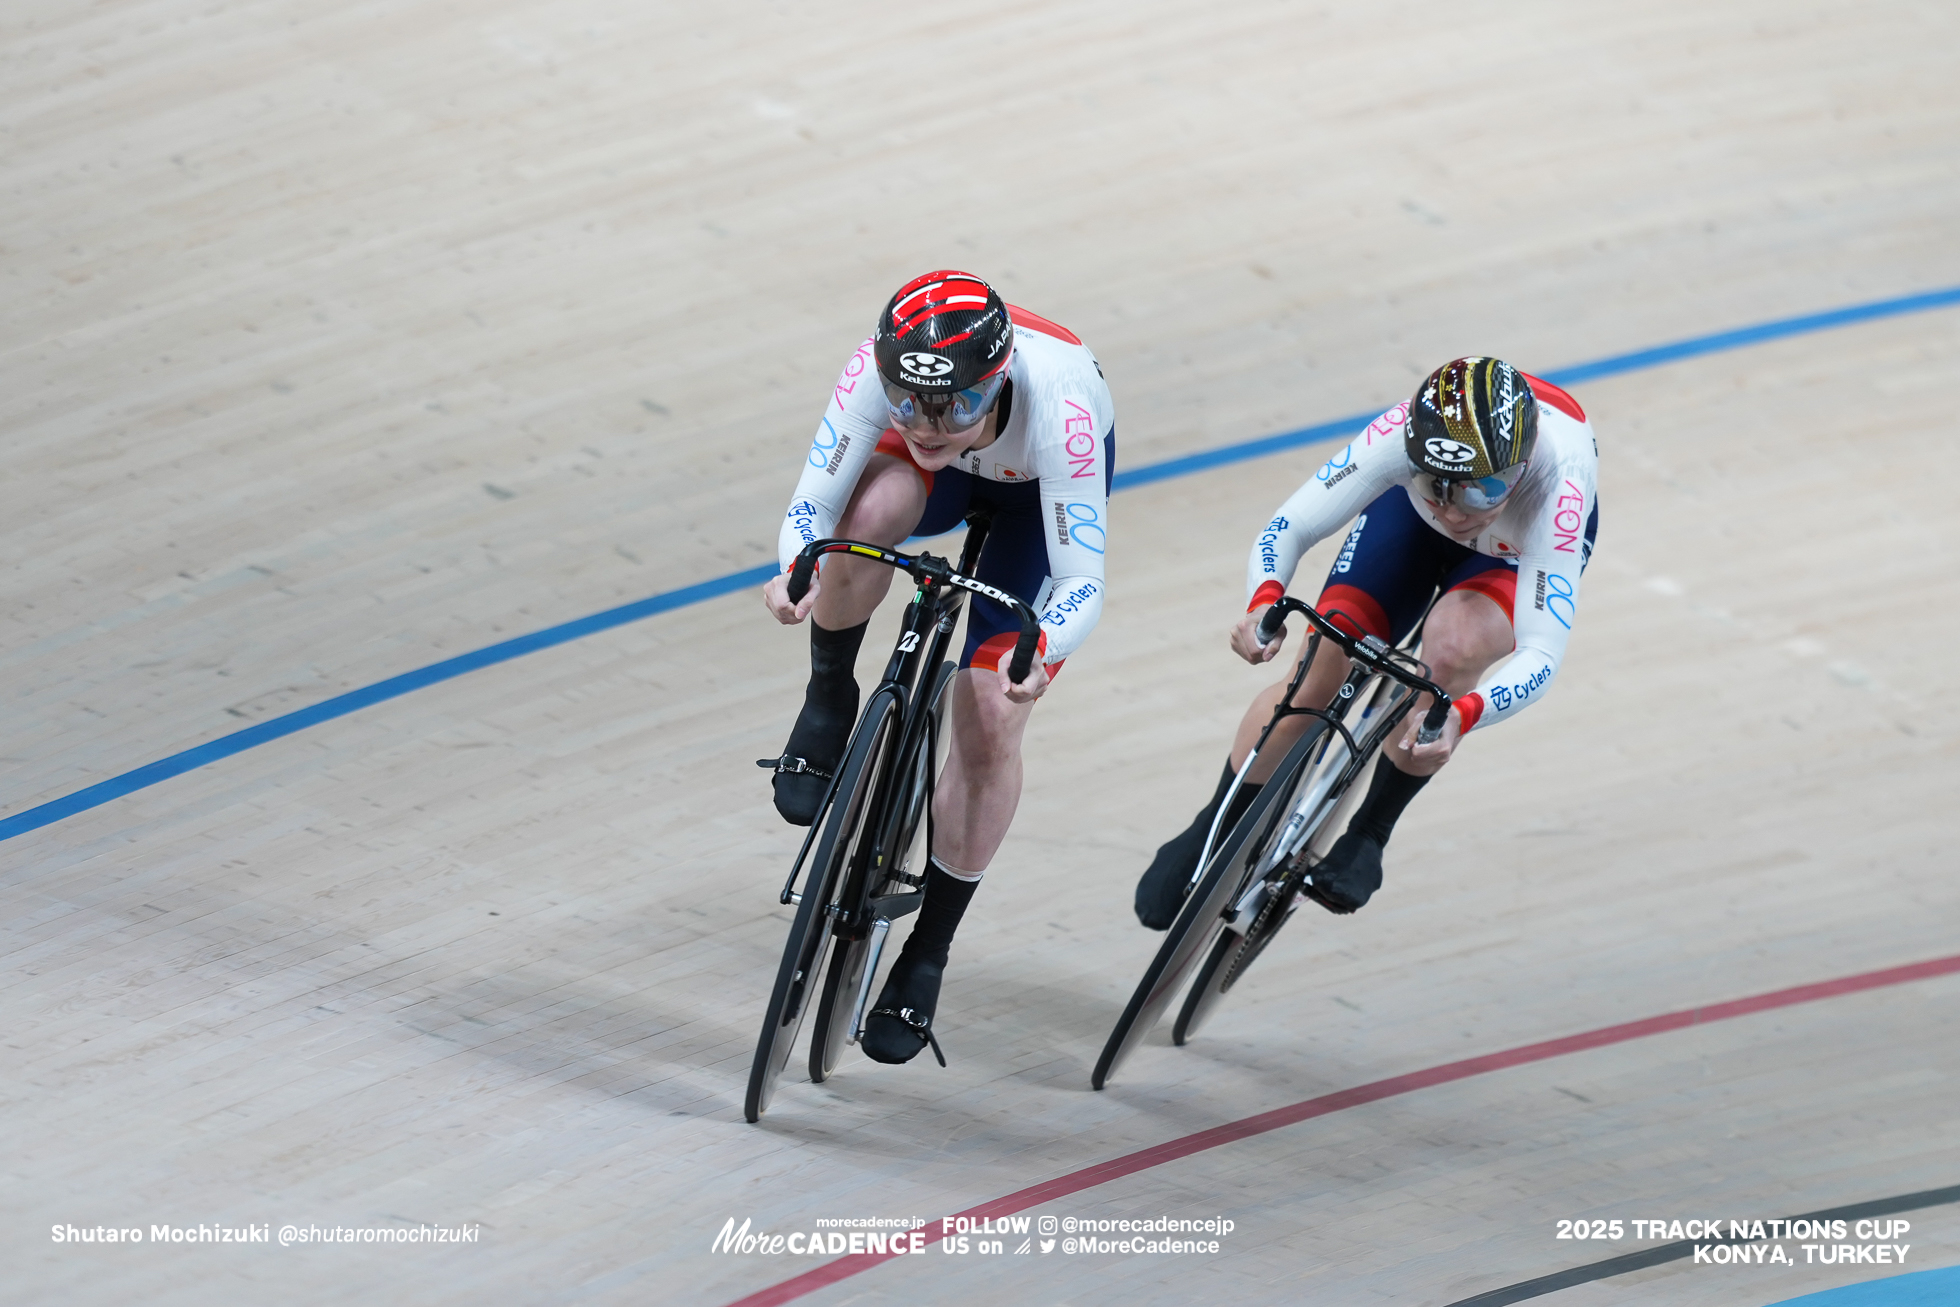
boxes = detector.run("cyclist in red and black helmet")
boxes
[1135,357,1600,928]
[763,271,1115,1065]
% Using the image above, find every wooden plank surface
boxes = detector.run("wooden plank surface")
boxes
[3,1,1957,1303]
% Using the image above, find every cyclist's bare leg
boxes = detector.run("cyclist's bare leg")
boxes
[810,454,929,629]
[1297,587,1516,911]
[1227,633,1353,783]
[1386,587,1512,776]
[931,667,1036,873]
[1226,587,1514,782]
[862,665,1033,1064]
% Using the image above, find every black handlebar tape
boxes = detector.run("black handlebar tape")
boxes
[1415,697,1452,744]
[1007,628,1039,687]
[786,552,818,605]
[1256,603,1287,646]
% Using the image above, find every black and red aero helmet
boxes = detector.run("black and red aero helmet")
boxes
[874,270,1014,394]
[1405,356,1538,481]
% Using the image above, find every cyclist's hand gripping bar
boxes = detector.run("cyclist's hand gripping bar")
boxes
[786,539,1043,686]
[1256,594,1453,742]
[1253,601,1290,650]
[785,550,821,607]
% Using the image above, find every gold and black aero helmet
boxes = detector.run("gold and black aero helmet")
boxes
[1404,357,1539,510]
[874,271,1014,432]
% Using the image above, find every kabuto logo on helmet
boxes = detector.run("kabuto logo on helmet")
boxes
[899,352,954,378]
[1424,437,1477,466]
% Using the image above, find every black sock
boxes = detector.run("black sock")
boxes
[1219,763,1264,835]
[905,859,981,967]
[809,618,868,695]
[1348,754,1430,847]
[1187,761,1263,845]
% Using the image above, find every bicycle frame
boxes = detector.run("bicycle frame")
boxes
[1190,596,1452,892]
[772,518,1043,1037]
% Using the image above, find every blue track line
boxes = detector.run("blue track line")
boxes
[0,564,774,843]
[5,284,1959,845]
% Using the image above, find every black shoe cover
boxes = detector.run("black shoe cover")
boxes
[1135,767,1260,930]
[770,689,856,826]
[1304,830,1384,914]
[860,955,946,1066]
[1134,822,1207,930]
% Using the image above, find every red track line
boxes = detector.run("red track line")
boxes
[717,953,1960,1307]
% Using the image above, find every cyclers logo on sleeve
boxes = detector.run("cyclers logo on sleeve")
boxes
[1505,663,1553,709]
[1258,516,1290,576]
[787,499,820,547]
[1333,515,1368,574]
[1054,501,1105,554]
[1044,581,1101,626]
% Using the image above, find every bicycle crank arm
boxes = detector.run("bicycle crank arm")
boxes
[1224,878,1274,934]
[866,890,925,919]
[847,918,893,1045]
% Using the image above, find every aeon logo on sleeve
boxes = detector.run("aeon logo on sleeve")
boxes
[1424,437,1476,466]
[1362,402,1409,446]
[899,352,953,377]
[1552,479,1588,554]
[1062,399,1099,479]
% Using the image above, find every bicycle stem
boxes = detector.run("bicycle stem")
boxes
[1256,595,1453,741]
[788,537,1043,685]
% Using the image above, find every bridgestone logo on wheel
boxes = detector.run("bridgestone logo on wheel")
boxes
[900,352,953,377]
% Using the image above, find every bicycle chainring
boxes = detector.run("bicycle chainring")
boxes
[1221,866,1305,990]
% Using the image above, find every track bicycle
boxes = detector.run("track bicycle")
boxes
[745,513,1041,1122]
[1091,595,1450,1090]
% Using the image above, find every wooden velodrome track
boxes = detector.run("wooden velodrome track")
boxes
[5,2,1959,1304]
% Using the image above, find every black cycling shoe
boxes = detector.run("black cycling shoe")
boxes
[860,954,947,1066]
[763,686,857,827]
[1135,823,1207,930]
[1134,766,1261,930]
[1303,830,1384,914]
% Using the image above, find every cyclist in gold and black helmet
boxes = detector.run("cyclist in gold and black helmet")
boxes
[1135,357,1600,928]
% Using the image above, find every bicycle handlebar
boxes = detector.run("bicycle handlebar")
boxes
[785,550,820,607]
[1254,595,1453,742]
[787,538,1044,685]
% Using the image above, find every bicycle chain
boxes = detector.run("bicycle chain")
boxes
[1222,864,1305,990]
